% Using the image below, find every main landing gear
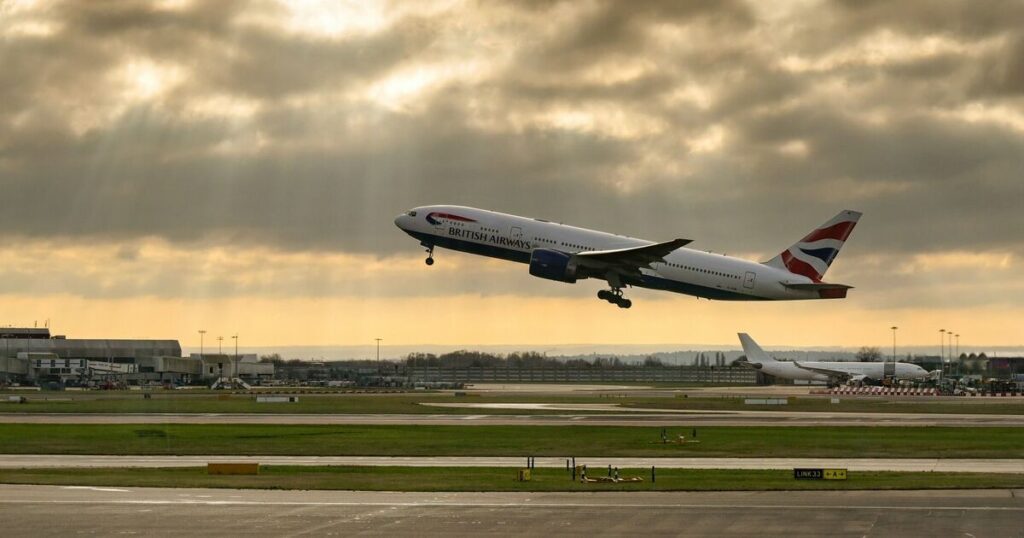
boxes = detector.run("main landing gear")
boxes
[423,243,435,266]
[598,288,632,309]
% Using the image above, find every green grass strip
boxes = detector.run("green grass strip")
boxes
[2,393,1022,414]
[1,466,1022,492]
[2,424,1024,458]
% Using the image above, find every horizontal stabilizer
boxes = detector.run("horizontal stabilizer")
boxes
[781,282,853,291]
[782,282,852,299]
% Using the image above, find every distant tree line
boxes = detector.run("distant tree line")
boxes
[404,350,710,369]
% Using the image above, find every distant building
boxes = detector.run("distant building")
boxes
[988,357,1024,380]
[0,327,180,363]
[0,327,181,385]
[189,353,274,382]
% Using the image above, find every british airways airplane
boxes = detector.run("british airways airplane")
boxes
[394,205,861,308]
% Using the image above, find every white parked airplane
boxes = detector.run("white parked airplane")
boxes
[394,205,861,308]
[736,333,930,384]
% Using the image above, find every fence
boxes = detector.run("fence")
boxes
[404,366,757,384]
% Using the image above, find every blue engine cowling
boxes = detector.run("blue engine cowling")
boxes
[528,249,578,283]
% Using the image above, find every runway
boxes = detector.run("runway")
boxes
[3,410,1023,427]
[2,454,1023,473]
[0,484,1020,536]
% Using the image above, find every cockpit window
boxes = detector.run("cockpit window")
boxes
[407,210,417,217]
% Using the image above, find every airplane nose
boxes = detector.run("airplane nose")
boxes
[394,214,405,229]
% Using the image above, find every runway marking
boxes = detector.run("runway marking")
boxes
[60,486,131,492]
[0,500,1021,511]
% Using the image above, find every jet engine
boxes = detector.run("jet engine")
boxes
[528,249,578,283]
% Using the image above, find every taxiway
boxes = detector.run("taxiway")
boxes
[0,484,1020,536]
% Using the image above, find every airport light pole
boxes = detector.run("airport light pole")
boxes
[198,330,206,360]
[375,338,383,374]
[232,334,238,379]
[946,330,952,377]
[217,336,224,378]
[939,329,945,380]
[890,326,898,376]
[950,332,958,373]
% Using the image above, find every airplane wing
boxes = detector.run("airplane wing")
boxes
[792,361,853,380]
[576,238,692,270]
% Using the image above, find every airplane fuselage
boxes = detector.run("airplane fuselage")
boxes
[395,205,833,301]
[756,360,929,382]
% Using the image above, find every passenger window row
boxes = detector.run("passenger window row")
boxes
[663,262,741,280]
[560,242,593,251]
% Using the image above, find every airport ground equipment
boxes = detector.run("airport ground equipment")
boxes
[210,377,251,390]
[207,463,259,475]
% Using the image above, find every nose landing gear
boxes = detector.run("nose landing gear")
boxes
[597,288,632,309]
[423,243,435,266]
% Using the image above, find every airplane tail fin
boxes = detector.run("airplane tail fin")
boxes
[738,333,776,365]
[763,210,862,282]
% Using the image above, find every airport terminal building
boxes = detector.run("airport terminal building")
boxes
[0,328,271,386]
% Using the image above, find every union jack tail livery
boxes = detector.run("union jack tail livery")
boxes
[763,210,862,282]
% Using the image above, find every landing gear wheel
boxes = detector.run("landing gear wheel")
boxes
[425,257,434,266]
[599,287,630,308]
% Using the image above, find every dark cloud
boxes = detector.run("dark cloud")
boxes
[508,0,754,74]
[1,0,1023,272]
[971,35,1024,96]
[827,0,1024,40]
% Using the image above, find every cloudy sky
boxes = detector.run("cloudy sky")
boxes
[2,0,1022,353]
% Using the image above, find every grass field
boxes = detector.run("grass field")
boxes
[0,393,613,414]
[2,424,1022,458]
[1,392,1022,415]
[624,397,1024,415]
[1,466,1022,492]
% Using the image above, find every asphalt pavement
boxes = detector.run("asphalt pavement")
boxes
[1,484,1021,536]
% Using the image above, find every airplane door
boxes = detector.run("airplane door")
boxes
[743,271,756,289]
[510,226,523,240]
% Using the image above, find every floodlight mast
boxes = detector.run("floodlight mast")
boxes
[890,326,898,379]
[232,334,239,380]
[375,338,383,374]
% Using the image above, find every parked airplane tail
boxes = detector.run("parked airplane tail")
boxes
[763,210,862,282]
[737,333,777,365]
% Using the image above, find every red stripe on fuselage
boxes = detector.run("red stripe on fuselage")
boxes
[800,221,856,243]
[781,250,823,282]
